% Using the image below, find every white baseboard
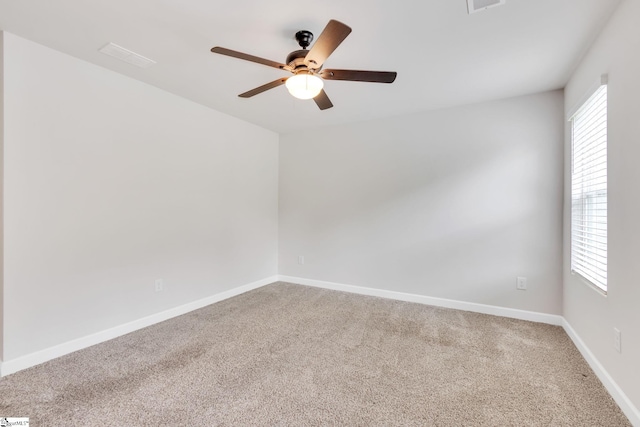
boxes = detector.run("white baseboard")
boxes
[0,275,278,377]
[562,319,640,426]
[278,275,563,326]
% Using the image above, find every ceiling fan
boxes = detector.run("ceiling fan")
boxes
[210,19,397,110]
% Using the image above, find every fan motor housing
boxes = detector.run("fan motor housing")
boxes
[286,49,320,72]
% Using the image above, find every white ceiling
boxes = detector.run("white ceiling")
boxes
[0,0,621,134]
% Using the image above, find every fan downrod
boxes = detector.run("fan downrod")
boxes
[295,30,314,49]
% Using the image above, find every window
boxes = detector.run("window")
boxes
[570,81,607,292]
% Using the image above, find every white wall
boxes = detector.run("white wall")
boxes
[279,90,564,314]
[1,33,279,361]
[0,31,5,361]
[563,0,640,412]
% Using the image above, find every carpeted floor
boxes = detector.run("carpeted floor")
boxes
[0,282,631,426]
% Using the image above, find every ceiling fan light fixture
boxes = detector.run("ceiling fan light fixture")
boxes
[211,19,396,110]
[286,73,323,100]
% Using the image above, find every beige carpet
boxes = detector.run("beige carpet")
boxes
[0,282,631,426]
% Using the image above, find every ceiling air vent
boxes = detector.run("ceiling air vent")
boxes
[99,43,156,68]
[467,0,506,14]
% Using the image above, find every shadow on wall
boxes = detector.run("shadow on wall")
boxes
[313,146,546,302]
[280,93,563,313]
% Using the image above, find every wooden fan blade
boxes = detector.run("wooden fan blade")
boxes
[313,89,334,110]
[239,78,288,98]
[211,47,292,71]
[304,20,352,70]
[321,69,397,83]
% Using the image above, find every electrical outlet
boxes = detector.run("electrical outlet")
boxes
[155,279,164,292]
[614,328,621,353]
[298,255,304,265]
[516,276,527,290]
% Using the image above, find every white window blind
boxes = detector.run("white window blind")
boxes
[571,84,607,291]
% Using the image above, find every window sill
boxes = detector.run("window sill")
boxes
[571,270,607,297]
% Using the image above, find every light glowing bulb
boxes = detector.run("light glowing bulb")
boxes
[285,73,324,99]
